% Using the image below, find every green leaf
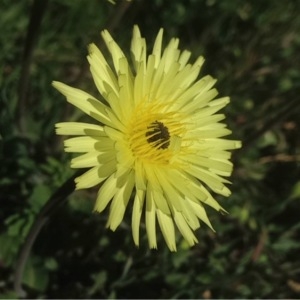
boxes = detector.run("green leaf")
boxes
[289,181,300,200]
[23,256,49,292]
[28,184,51,213]
[0,234,20,266]
[88,271,107,296]
[7,218,27,236]
[0,290,19,299]
[44,257,58,271]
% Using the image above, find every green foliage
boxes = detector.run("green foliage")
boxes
[1,0,300,298]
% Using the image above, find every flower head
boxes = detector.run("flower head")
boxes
[53,26,241,251]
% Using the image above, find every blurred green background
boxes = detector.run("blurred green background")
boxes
[1,0,300,298]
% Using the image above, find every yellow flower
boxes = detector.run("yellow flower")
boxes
[53,26,241,251]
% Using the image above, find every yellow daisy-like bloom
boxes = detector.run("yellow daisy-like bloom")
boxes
[53,26,241,251]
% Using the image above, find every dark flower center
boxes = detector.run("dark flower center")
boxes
[146,121,170,149]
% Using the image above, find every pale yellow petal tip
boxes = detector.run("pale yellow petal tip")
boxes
[187,236,199,247]
[147,234,158,250]
[220,186,232,197]
[214,96,230,105]
[167,244,177,252]
[219,207,229,215]
[236,141,242,149]
[55,123,61,134]
[87,43,97,54]
[93,202,107,214]
[194,55,205,68]
[225,96,230,103]
[55,122,70,135]
[52,80,62,90]
[74,175,98,190]
[180,237,198,249]
[133,25,141,36]
[149,244,158,250]
[133,236,139,248]
[101,29,113,43]
[209,225,216,233]
[74,183,84,191]
[52,81,71,95]
[74,177,88,190]
[106,222,118,232]
[156,28,164,42]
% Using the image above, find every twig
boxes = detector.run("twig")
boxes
[259,153,300,164]
[251,228,268,262]
[14,170,82,298]
[17,0,49,135]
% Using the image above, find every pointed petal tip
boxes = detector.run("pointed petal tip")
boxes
[219,207,229,215]
[52,80,62,90]
[149,244,158,250]
[236,141,242,149]
[133,24,140,34]
[87,43,96,54]
[105,221,118,232]
[169,245,177,252]
[133,238,140,248]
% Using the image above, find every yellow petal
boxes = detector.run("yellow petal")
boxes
[132,189,146,246]
[87,43,119,99]
[52,81,112,126]
[71,151,116,169]
[64,136,100,153]
[157,210,176,251]
[101,29,126,73]
[152,28,163,68]
[131,25,146,71]
[188,199,215,231]
[173,210,198,246]
[94,173,117,212]
[107,170,135,230]
[56,122,105,136]
[75,166,112,189]
[145,185,157,249]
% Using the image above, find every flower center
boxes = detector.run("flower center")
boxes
[145,121,170,149]
[127,101,185,165]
